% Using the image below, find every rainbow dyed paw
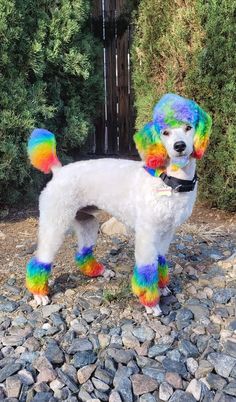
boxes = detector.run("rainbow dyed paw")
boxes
[75,246,105,277]
[26,257,51,296]
[131,264,160,307]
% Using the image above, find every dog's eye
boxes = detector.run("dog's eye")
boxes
[185,125,192,132]
[162,130,170,136]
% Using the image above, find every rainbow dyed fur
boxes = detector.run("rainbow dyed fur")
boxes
[28,128,61,173]
[158,255,170,289]
[75,246,104,277]
[26,258,51,296]
[131,263,160,307]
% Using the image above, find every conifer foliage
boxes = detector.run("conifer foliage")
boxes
[0,0,102,204]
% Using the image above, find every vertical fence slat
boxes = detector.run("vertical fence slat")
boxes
[91,0,105,155]
[104,0,117,154]
[116,0,130,154]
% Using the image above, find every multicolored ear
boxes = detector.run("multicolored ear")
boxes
[134,122,168,171]
[192,105,212,159]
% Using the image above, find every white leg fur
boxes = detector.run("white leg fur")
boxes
[34,295,50,306]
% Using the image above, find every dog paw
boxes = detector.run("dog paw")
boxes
[102,269,115,281]
[145,304,162,317]
[34,295,50,306]
[160,286,171,296]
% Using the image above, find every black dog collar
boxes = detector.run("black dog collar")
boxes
[159,171,198,193]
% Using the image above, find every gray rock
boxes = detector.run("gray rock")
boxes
[186,303,209,321]
[142,368,165,383]
[159,382,173,401]
[224,340,236,358]
[179,340,199,358]
[139,393,157,402]
[148,343,171,357]
[94,367,113,385]
[169,390,197,402]
[41,304,63,318]
[132,327,155,342]
[6,375,22,398]
[175,308,193,329]
[113,366,133,402]
[82,309,100,323]
[79,388,92,402]
[2,335,24,347]
[206,373,227,390]
[223,381,236,396]
[18,369,34,385]
[162,358,187,377]
[32,392,53,402]
[207,352,236,378]
[109,390,122,402]
[213,289,232,304]
[107,348,134,364]
[67,338,93,354]
[0,363,22,382]
[94,388,109,401]
[0,300,17,312]
[45,340,64,364]
[131,374,158,396]
[73,351,97,368]
[56,368,79,393]
[92,377,110,392]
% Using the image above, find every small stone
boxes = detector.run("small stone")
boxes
[70,318,87,334]
[109,390,122,402]
[228,320,236,331]
[23,337,40,351]
[41,304,63,318]
[67,338,93,354]
[0,363,22,382]
[207,352,236,378]
[56,368,79,393]
[73,351,97,368]
[195,360,213,379]
[169,390,197,402]
[31,392,52,402]
[223,381,236,396]
[186,358,198,375]
[132,327,155,342]
[179,340,199,358]
[79,388,92,402]
[142,368,165,383]
[82,309,100,323]
[33,355,53,372]
[224,339,236,358]
[92,377,110,392]
[94,368,113,385]
[6,375,22,398]
[148,343,171,357]
[101,217,128,236]
[206,373,227,390]
[49,378,64,392]
[113,366,133,402]
[122,333,140,349]
[131,374,158,396]
[45,340,64,364]
[187,304,209,321]
[165,372,183,389]
[159,382,173,401]
[175,308,193,329]
[107,348,134,364]
[18,369,34,385]
[139,393,157,402]
[186,379,202,401]
[0,300,17,312]
[212,289,232,304]
[98,333,111,349]
[162,358,187,377]
[37,368,57,383]
[2,335,24,347]
[77,364,96,384]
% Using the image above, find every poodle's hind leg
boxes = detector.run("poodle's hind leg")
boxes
[26,194,76,306]
[73,212,105,278]
[158,255,171,296]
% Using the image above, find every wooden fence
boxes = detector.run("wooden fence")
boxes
[88,0,137,156]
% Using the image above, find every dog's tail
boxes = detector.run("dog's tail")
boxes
[27,128,61,174]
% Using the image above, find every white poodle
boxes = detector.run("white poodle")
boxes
[26,93,212,316]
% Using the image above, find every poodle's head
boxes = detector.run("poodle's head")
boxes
[134,94,212,173]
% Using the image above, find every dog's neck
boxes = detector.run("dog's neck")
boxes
[166,157,196,181]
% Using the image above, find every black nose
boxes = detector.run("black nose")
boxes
[174,141,186,153]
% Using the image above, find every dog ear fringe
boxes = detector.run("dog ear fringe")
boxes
[192,106,212,160]
[134,122,168,171]
[27,128,61,174]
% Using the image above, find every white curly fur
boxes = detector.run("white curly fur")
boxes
[33,126,197,314]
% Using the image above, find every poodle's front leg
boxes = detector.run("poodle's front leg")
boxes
[131,230,161,316]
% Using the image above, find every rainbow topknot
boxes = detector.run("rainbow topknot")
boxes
[27,128,61,174]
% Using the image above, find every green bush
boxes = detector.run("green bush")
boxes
[132,0,236,211]
[0,0,102,205]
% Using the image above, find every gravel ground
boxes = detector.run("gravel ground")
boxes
[0,205,235,402]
